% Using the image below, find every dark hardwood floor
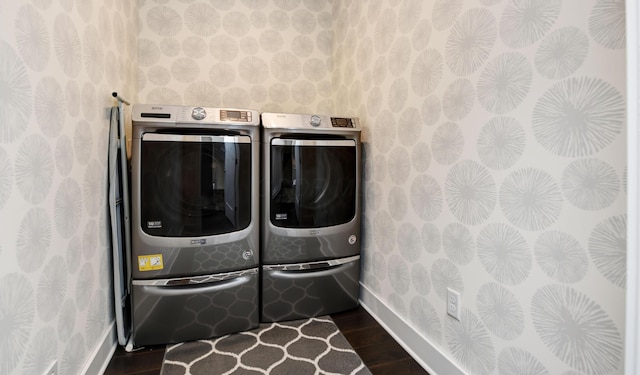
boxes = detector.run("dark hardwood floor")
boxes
[104,306,429,375]
[331,307,429,375]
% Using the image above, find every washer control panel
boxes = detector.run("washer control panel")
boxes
[190,107,252,122]
[132,104,260,126]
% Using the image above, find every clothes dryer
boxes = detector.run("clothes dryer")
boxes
[130,104,260,346]
[261,112,362,322]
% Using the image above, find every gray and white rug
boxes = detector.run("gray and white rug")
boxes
[160,316,372,375]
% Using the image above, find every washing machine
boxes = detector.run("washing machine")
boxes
[261,112,362,322]
[130,104,260,346]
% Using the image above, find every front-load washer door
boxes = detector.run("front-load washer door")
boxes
[140,133,252,237]
[270,138,357,228]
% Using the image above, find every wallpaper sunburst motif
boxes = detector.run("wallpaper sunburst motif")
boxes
[137,1,334,112]
[333,0,627,374]
[0,0,629,374]
[0,0,137,374]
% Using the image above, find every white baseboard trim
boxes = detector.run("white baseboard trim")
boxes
[82,320,118,375]
[359,284,465,375]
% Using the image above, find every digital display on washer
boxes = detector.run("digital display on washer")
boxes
[331,117,353,128]
[220,110,251,122]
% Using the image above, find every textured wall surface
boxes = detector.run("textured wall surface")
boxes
[137,0,335,114]
[0,0,628,374]
[332,0,627,374]
[0,0,137,374]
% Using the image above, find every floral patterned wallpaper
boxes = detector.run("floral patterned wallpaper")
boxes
[332,0,627,374]
[137,0,335,113]
[0,0,137,374]
[137,0,628,373]
[0,0,629,374]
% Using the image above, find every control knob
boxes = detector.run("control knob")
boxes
[310,115,321,127]
[192,107,206,120]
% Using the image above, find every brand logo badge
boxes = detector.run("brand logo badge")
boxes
[348,235,357,245]
[242,250,253,260]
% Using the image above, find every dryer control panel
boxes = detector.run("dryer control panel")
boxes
[261,112,360,132]
[331,117,355,128]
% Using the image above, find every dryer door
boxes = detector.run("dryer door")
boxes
[270,138,357,228]
[139,133,252,237]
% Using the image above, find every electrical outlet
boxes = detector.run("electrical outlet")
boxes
[45,360,57,375]
[447,288,461,320]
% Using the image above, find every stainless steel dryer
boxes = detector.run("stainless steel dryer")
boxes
[261,112,362,322]
[130,104,260,346]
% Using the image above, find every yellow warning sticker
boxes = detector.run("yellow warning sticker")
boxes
[138,254,164,271]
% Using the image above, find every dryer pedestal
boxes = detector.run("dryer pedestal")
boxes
[261,256,360,322]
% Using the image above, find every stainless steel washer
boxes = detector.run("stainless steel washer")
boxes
[130,104,260,346]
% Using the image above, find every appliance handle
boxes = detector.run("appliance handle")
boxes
[270,261,356,280]
[141,275,251,296]
[271,139,355,147]
[142,133,251,143]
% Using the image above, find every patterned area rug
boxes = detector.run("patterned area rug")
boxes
[160,316,372,375]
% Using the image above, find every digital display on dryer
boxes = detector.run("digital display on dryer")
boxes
[331,117,353,128]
